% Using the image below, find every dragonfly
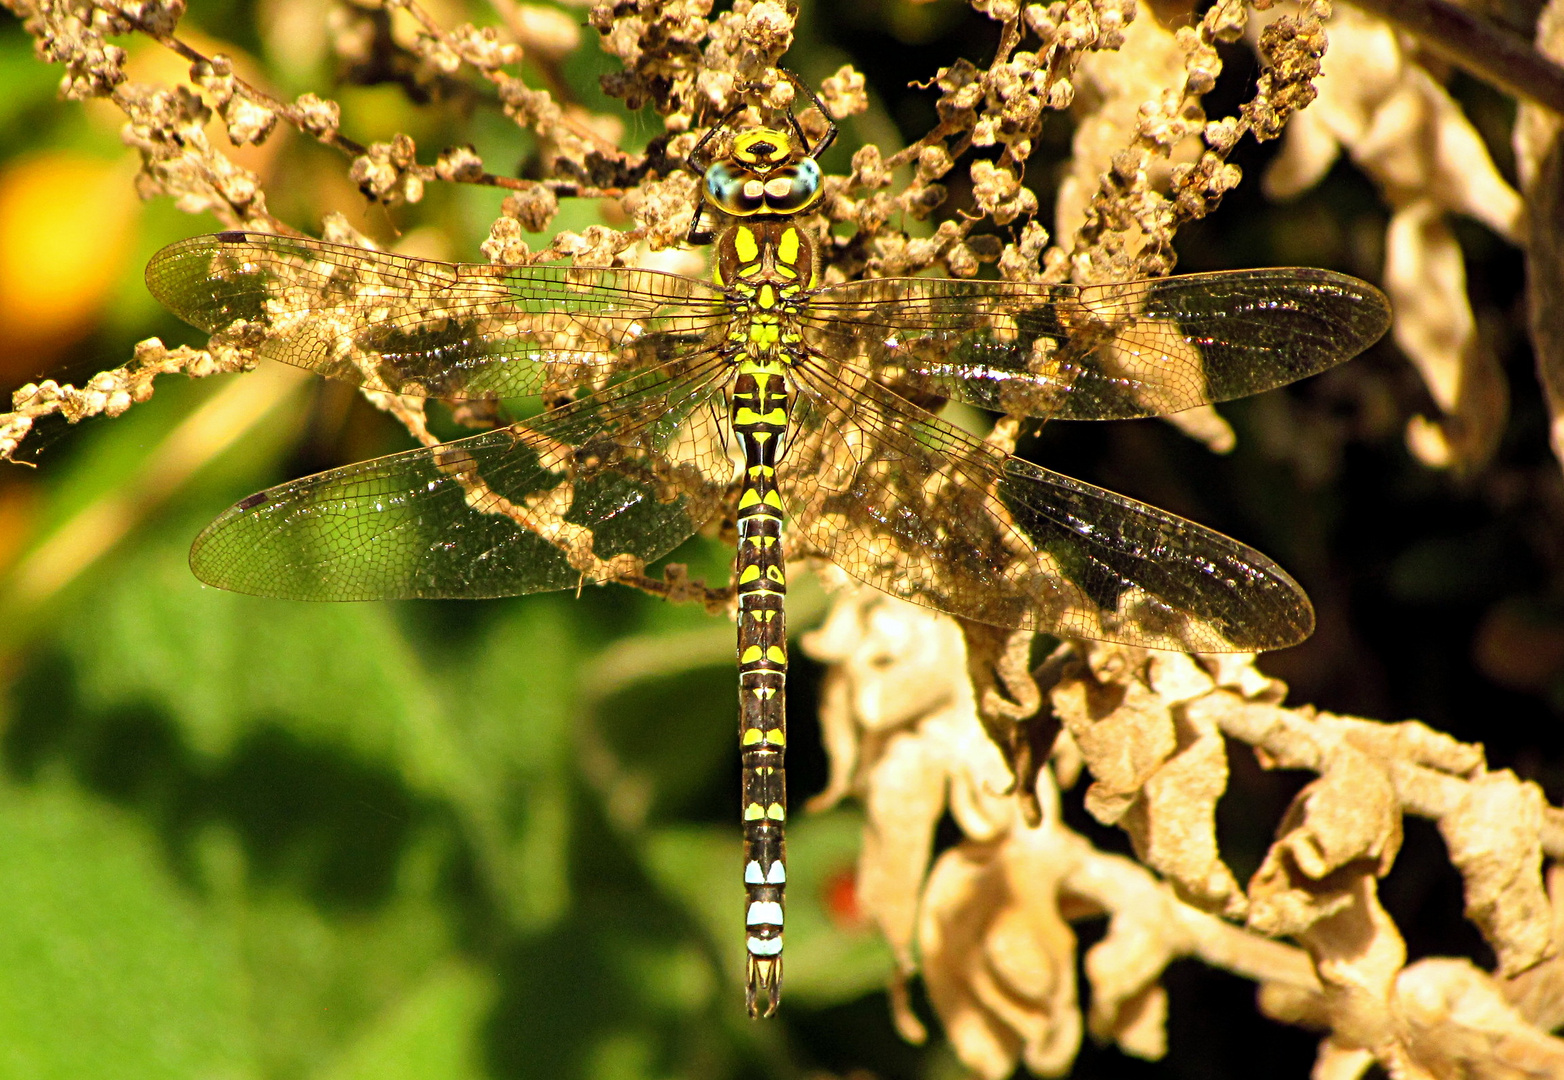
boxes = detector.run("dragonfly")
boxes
[145,80,1390,1017]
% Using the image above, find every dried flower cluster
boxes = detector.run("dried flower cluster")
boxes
[2,0,1563,1074]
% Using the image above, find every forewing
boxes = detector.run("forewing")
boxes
[799,269,1390,420]
[190,356,736,600]
[146,231,730,400]
[781,356,1312,651]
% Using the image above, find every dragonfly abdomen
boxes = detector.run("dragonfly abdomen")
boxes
[733,357,790,1018]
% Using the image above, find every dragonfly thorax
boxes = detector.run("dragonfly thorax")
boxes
[715,220,814,364]
[714,220,817,292]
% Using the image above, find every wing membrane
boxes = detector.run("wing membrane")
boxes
[780,356,1312,651]
[190,355,736,600]
[799,269,1390,420]
[146,232,731,400]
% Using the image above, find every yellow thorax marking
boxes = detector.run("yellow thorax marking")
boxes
[734,226,759,265]
[777,228,800,265]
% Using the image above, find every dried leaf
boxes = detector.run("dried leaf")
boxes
[1124,701,1245,916]
[1199,651,1288,702]
[1247,747,1402,936]
[1296,874,1409,1070]
[1515,0,1564,478]
[1259,2,1520,472]
[1051,659,1176,825]
[1312,1042,1379,1080]
[1389,200,1508,471]
[1501,865,1564,1031]
[1331,714,1486,777]
[859,724,956,976]
[1438,771,1553,977]
[802,587,1014,977]
[919,823,1084,1080]
[1399,958,1564,1078]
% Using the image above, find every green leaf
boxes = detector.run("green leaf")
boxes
[314,964,496,1080]
[0,779,258,1080]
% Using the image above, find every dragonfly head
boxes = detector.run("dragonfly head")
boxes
[702,126,822,218]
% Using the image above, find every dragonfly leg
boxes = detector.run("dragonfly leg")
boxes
[778,68,838,159]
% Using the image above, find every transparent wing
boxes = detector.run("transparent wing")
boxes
[779,355,1312,651]
[799,269,1390,420]
[146,231,731,400]
[190,355,737,600]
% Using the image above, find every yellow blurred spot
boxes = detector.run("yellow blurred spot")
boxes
[0,152,140,367]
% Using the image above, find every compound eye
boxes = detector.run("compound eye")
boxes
[704,162,766,215]
[762,158,822,212]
